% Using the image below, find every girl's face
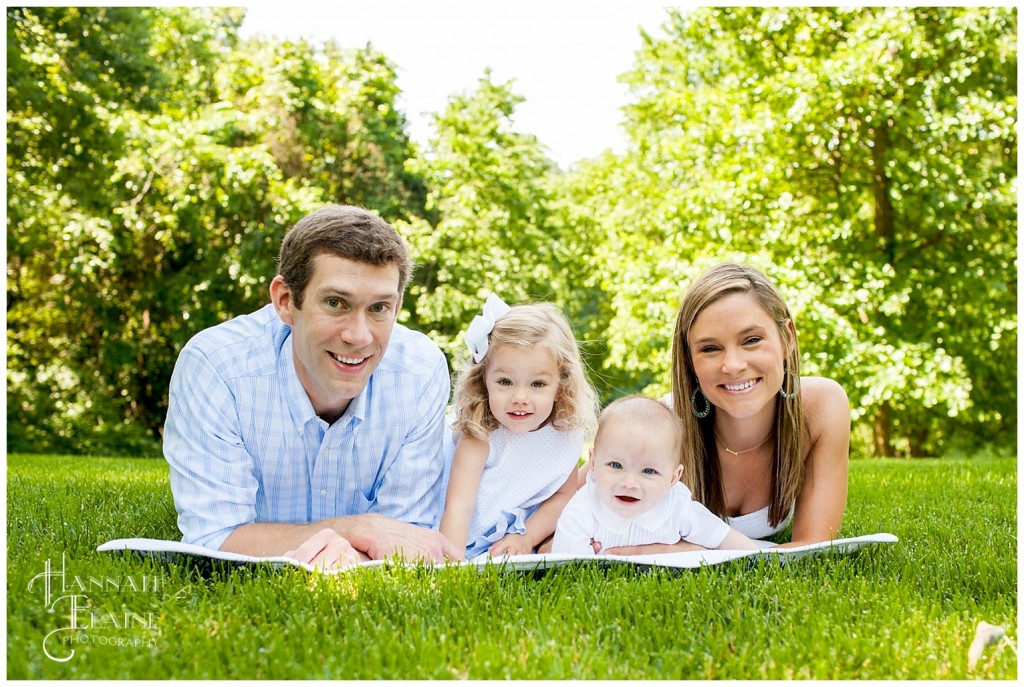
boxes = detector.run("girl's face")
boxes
[484,344,560,434]
[688,292,792,423]
[590,419,683,518]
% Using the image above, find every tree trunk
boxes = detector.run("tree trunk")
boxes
[873,402,894,457]
[871,122,896,265]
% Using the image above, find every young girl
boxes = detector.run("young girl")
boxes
[440,294,599,559]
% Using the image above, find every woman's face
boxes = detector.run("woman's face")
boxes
[687,292,791,422]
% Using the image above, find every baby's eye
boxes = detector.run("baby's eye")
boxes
[642,467,659,476]
[608,461,622,470]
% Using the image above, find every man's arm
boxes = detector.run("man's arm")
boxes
[164,345,262,551]
[222,515,458,566]
[364,345,453,530]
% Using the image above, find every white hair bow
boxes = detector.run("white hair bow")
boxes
[464,293,512,363]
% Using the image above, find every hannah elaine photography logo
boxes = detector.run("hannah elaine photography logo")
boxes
[27,554,162,662]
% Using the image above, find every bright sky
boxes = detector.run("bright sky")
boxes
[238,1,674,168]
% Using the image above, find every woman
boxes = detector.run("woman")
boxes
[610,262,849,551]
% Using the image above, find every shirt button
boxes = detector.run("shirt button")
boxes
[320,490,329,497]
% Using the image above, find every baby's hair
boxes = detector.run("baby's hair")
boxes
[597,395,683,461]
[453,303,599,441]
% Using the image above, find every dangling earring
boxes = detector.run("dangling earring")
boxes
[779,368,800,399]
[691,385,711,418]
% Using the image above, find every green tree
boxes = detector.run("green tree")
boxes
[399,73,592,363]
[7,8,429,455]
[584,6,1016,455]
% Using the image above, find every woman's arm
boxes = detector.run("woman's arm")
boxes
[781,377,850,548]
[438,435,490,559]
[490,467,579,556]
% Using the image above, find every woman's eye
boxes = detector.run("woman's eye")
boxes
[744,336,763,345]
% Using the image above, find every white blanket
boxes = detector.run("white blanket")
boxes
[98,533,898,573]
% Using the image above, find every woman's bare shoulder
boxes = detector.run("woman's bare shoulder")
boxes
[801,377,850,425]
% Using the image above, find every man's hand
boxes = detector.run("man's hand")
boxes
[488,533,533,557]
[345,514,461,562]
[283,528,365,570]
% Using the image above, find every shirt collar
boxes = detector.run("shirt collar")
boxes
[279,333,369,434]
[586,471,677,534]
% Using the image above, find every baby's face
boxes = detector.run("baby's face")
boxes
[589,419,682,519]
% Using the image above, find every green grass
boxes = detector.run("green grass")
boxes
[6,454,1017,679]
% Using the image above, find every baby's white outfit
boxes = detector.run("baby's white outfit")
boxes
[458,424,583,558]
[552,475,732,554]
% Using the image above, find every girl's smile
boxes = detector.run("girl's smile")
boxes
[484,345,560,434]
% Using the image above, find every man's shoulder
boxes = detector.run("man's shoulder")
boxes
[181,304,285,376]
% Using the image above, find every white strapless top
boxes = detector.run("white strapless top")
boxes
[726,505,793,540]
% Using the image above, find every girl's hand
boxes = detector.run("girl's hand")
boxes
[489,533,534,557]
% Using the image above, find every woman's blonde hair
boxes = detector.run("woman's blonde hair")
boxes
[453,303,599,441]
[670,263,805,528]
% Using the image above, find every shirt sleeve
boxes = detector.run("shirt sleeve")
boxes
[551,492,595,554]
[678,495,731,550]
[366,347,451,529]
[163,345,258,550]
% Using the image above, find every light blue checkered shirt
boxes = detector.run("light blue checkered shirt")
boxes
[163,303,451,550]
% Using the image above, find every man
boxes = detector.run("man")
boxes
[164,205,458,568]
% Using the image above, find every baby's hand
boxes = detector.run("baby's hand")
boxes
[590,538,603,554]
[489,533,534,557]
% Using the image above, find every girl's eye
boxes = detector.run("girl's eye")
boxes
[531,380,547,388]
[496,378,513,386]
[699,345,719,354]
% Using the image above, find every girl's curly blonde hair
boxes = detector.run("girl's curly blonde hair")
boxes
[452,303,599,441]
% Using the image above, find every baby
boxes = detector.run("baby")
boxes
[552,395,758,554]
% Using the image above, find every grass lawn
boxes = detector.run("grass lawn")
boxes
[6,453,1017,679]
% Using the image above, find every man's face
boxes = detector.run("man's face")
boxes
[271,253,401,423]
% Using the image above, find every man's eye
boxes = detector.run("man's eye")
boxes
[369,303,392,319]
[326,298,343,309]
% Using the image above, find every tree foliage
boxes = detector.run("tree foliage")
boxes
[588,6,1016,455]
[6,6,1015,457]
[7,7,425,454]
